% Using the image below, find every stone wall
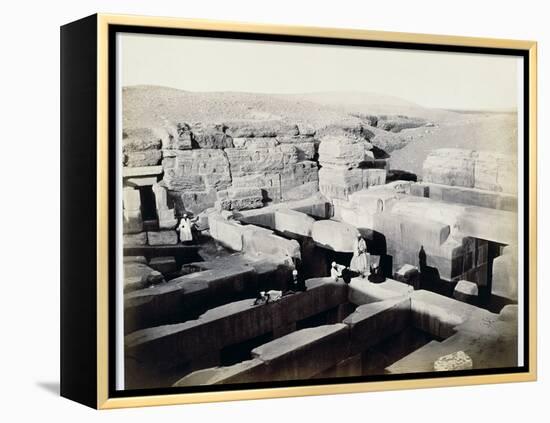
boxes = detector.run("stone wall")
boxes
[423,149,517,195]
[122,120,322,217]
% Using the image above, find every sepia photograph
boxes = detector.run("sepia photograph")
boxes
[117,30,525,392]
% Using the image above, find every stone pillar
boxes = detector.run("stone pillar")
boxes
[123,186,143,234]
[152,183,178,229]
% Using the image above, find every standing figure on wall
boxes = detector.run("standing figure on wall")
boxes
[350,234,369,277]
[177,213,197,243]
[418,245,427,272]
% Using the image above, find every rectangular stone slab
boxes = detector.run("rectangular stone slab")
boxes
[344,297,411,354]
[250,324,350,381]
[274,209,315,237]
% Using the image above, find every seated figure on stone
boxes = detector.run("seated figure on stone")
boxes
[350,234,369,277]
[254,291,269,305]
[330,261,345,281]
[266,289,283,302]
[368,262,386,283]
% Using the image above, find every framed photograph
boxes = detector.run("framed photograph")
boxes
[60,14,537,409]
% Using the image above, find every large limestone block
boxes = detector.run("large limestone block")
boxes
[251,324,349,381]
[288,196,333,219]
[319,167,363,200]
[492,247,518,301]
[157,208,178,229]
[126,279,348,370]
[455,206,517,245]
[225,120,299,138]
[148,256,178,275]
[190,123,233,149]
[282,181,319,202]
[123,165,163,178]
[232,173,282,202]
[410,290,481,339]
[423,149,476,188]
[124,262,164,292]
[318,136,369,169]
[394,264,420,288]
[123,232,147,247]
[242,227,301,263]
[348,189,395,212]
[232,137,279,149]
[281,161,319,201]
[337,202,376,230]
[147,230,178,246]
[237,208,276,228]
[123,255,147,264]
[411,183,430,198]
[123,209,143,234]
[216,188,264,211]
[344,297,411,354]
[294,141,316,160]
[122,127,166,152]
[362,169,386,188]
[311,220,359,252]
[348,278,413,305]
[372,212,402,251]
[124,150,162,167]
[224,146,298,175]
[274,209,315,237]
[152,183,169,211]
[162,123,193,150]
[426,183,517,211]
[175,189,218,215]
[174,359,266,386]
[123,187,141,211]
[208,213,246,251]
[453,280,479,304]
[474,151,517,194]
[316,123,374,142]
[400,216,451,251]
[162,149,231,191]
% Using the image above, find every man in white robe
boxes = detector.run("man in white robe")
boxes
[177,214,194,243]
[350,234,369,277]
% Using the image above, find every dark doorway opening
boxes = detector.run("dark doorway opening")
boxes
[138,185,158,224]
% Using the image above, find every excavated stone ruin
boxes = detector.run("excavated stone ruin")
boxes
[121,119,519,389]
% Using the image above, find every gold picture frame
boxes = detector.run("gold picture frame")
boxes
[61,13,537,409]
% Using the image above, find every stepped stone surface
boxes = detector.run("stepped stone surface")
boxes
[124,262,164,292]
[147,230,178,246]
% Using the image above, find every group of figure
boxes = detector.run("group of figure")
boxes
[254,269,306,305]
